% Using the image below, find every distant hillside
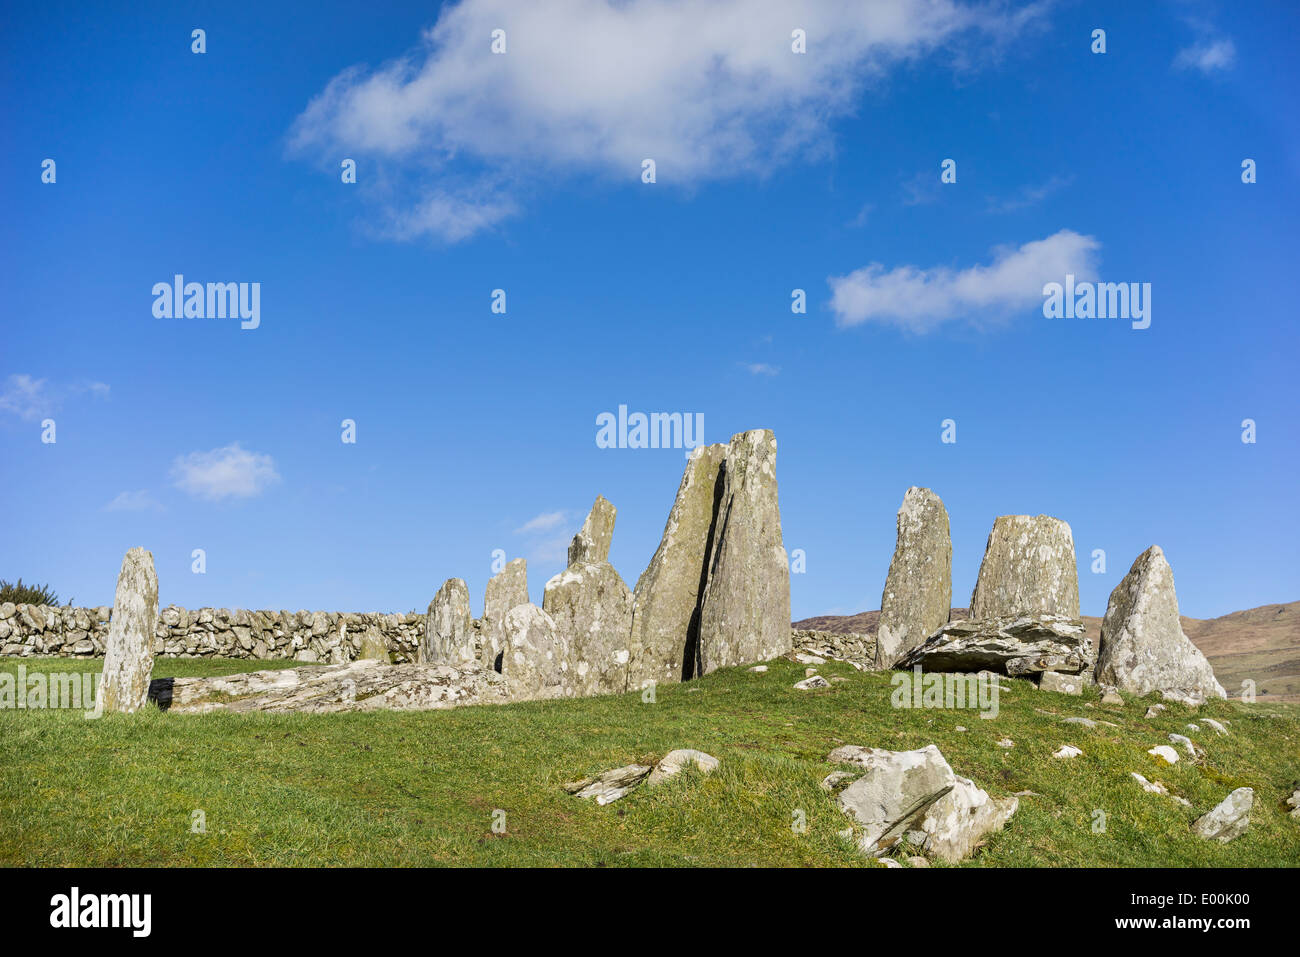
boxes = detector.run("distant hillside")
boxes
[794,601,1300,701]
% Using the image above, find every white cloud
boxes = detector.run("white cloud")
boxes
[104,490,163,512]
[289,0,1047,240]
[170,443,281,501]
[515,510,567,534]
[742,362,780,376]
[828,228,1101,330]
[0,374,109,421]
[985,173,1072,213]
[1173,38,1236,73]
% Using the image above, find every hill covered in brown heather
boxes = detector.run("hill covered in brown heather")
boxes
[794,601,1300,701]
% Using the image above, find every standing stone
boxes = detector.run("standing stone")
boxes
[970,515,1080,619]
[481,558,528,671]
[356,625,390,663]
[420,578,475,666]
[1095,546,1226,703]
[696,430,791,675]
[568,495,616,565]
[98,547,159,713]
[1191,788,1254,842]
[629,443,727,688]
[502,603,573,700]
[544,558,634,697]
[876,487,952,668]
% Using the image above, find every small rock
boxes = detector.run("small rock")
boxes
[1148,745,1179,765]
[878,858,902,868]
[563,764,652,805]
[794,652,825,665]
[997,738,1014,748]
[1284,787,1300,820]
[1100,689,1124,705]
[646,749,719,787]
[1185,723,1200,732]
[748,665,768,673]
[1202,718,1228,736]
[1192,788,1254,843]
[1039,671,1084,695]
[1145,704,1167,719]
[955,726,967,732]
[1053,745,1083,759]
[1131,772,1168,795]
[794,675,829,690]
[805,667,818,677]
[1062,716,1098,728]
[821,770,856,792]
[906,855,930,868]
[1168,733,1200,759]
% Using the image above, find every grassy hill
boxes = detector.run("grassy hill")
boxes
[2,655,1297,867]
[795,601,1300,701]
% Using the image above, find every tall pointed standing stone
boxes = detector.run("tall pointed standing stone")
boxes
[568,495,616,565]
[481,558,528,671]
[421,578,474,666]
[1095,546,1226,703]
[629,444,727,687]
[696,430,791,675]
[876,487,952,668]
[98,547,158,713]
[544,497,634,696]
[969,515,1079,619]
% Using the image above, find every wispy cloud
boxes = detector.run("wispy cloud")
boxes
[288,0,1048,242]
[104,490,163,513]
[1173,38,1236,73]
[170,443,281,501]
[985,173,1072,213]
[0,374,109,422]
[514,510,567,534]
[742,362,780,376]
[828,229,1101,331]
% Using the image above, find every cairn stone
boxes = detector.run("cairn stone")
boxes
[696,429,791,675]
[877,487,952,668]
[970,515,1080,619]
[421,578,475,666]
[98,547,159,713]
[629,443,727,688]
[543,560,634,697]
[481,558,528,671]
[568,495,616,565]
[501,603,573,700]
[1095,546,1226,703]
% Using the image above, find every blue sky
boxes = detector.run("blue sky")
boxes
[2,0,1297,621]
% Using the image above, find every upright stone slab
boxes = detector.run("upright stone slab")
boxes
[568,495,616,565]
[502,603,574,700]
[629,443,727,688]
[876,487,952,668]
[421,578,475,666]
[1095,546,1226,703]
[480,558,528,671]
[970,515,1079,619]
[696,429,791,675]
[356,624,390,663]
[544,558,635,697]
[98,547,158,713]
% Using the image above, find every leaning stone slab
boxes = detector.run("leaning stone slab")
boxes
[1095,546,1226,704]
[98,547,159,713]
[917,775,1018,865]
[830,745,956,857]
[877,487,952,668]
[1192,788,1254,842]
[647,749,720,787]
[481,558,528,671]
[421,578,475,666]
[629,443,727,688]
[897,615,1090,676]
[543,561,634,697]
[970,515,1079,619]
[569,495,617,565]
[697,429,791,675]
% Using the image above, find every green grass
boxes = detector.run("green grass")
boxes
[1,656,1298,867]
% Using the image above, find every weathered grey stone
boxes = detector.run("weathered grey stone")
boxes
[98,547,158,713]
[897,615,1090,675]
[970,515,1079,619]
[877,487,952,668]
[151,659,510,714]
[917,775,1018,865]
[794,674,829,690]
[480,558,528,671]
[421,578,475,666]
[569,495,617,565]
[647,749,719,787]
[563,764,652,805]
[831,745,956,857]
[1095,546,1226,704]
[1039,671,1084,695]
[629,444,727,689]
[1192,788,1254,842]
[543,560,634,696]
[356,624,390,662]
[696,429,791,675]
[1285,786,1300,820]
[501,603,573,700]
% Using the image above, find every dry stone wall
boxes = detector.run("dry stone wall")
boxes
[0,601,424,662]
